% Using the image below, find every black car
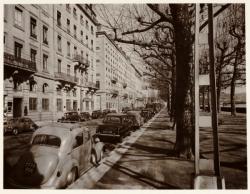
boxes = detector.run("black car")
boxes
[57,111,81,123]
[102,109,111,116]
[80,112,91,121]
[4,117,39,135]
[92,110,103,119]
[95,113,132,142]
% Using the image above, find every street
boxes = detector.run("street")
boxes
[4,107,247,189]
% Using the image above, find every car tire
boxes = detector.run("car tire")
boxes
[66,167,77,186]
[12,128,18,136]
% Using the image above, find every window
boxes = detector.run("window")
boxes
[67,41,70,57]
[66,4,71,12]
[91,26,93,35]
[57,98,62,111]
[14,7,23,27]
[81,50,83,57]
[42,83,48,93]
[91,40,93,50]
[57,35,61,52]
[14,42,22,59]
[66,99,71,111]
[80,30,83,42]
[30,17,37,39]
[74,46,77,56]
[73,100,77,110]
[74,25,77,38]
[29,98,37,111]
[42,98,49,111]
[67,65,70,75]
[29,82,36,92]
[43,26,48,44]
[80,15,83,24]
[30,49,36,63]
[73,7,77,18]
[96,46,100,50]
[73,133,83,149]
[66,19,70,33]
[86,101,89,111]
[43,54,48,71]
[57,59,61,73]
[57,11,61,26]
[86,20,89,29]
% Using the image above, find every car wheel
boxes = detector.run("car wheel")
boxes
[66,167,77,186]
[12,128,18,136]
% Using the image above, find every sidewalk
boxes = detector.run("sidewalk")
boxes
[69,107,247,189]
[70,107,194,189]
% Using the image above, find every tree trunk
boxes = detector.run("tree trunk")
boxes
[170,4,194,158]
[202,87,205,111]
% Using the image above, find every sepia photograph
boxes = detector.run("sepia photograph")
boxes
[2,1,247,190]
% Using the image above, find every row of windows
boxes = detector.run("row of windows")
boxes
[29,98,49,111]
[14,7,49,45]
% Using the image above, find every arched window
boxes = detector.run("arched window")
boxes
[42,83,48,93]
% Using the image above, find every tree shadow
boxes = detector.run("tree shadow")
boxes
[103,160,180,189]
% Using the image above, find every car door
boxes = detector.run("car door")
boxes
[18,118,26,132]
[71,132,84,170]
[82,130,92,169]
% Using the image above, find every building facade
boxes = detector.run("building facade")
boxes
[3,4,99,121]
[96,31,145,112]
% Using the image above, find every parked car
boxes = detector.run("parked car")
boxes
[79,112,91,121]
[102,109,111,117]
[110,109,117,113]
[96,113,133,142]
[126,111,144,130]
[57,111,81,123]
[4,117,39,135]
[140,109,152,123]
[122,107,131,113]
[92,110,103,119]
[7,123,104,189]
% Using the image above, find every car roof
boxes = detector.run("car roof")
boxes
[106,113,127,117]
[33,123,88,140]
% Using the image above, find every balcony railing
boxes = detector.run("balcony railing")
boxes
[72,54,90,68]
[122,82,127,88]
[123,93,128,99]
[111,77,118,84]
[54,72,78,84]
[84,81,99,90]
[4,52,36,72]
[111,89,119,96]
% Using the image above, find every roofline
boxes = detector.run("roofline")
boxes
[96,31,130,61]
[77,4,98,26]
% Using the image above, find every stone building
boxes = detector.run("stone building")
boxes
[3,4,99,121]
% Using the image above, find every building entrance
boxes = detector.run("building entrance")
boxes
[13,98,22,118]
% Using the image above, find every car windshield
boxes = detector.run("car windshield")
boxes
[103,116,121,123]
[32,134,61,148]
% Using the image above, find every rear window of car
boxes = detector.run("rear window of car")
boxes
[32,135,61,148]
[103,116,121,124]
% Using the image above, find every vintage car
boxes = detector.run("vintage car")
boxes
[140,109,153,123]
[126,111,144,130]
[57,111,81,123]
[7,123,104,189]
[4,117,39,135]
[102,109,111,117]
[122,107,132,113]
[95,113,133,142]
[79,112,91,121]
[91,110,103,119]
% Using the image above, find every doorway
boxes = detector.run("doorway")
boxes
[13,98,22,118]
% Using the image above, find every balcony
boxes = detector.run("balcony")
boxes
[110,89,119,97]
[136,97,144,101]
[54,72,78,85]
[122,82,127,89]
[111,77,118,84]
[4,52,36,73]
[84,81,99,92]
[72,54,90,72]
[123,93,128,99]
